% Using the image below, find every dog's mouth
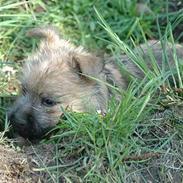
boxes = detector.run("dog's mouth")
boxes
[8,111,65,142]
[9,123,52,141]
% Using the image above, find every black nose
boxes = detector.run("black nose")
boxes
[8,110,39,139]
[8,109,31,131]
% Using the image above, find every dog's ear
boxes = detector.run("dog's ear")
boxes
[27,26,60,47]
[71,53,104,78]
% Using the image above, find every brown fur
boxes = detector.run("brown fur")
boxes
[8,26,183,140]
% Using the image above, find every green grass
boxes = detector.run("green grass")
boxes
[0,0,183,182]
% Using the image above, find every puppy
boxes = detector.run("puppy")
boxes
[8,26,183,140]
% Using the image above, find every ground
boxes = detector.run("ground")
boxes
[0,0,183,182]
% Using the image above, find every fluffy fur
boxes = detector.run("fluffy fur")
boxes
[8,26,183,140]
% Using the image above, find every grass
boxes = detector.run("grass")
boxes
[0,0,183,182]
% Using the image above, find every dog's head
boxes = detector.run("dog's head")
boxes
[8,26,107,140]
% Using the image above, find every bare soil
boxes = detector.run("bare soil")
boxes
[0,143,55,183]
[0,106,183,183]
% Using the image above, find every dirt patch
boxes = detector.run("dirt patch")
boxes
[0,144,36,183]
[0,143,55,183]
[0,109,183,183]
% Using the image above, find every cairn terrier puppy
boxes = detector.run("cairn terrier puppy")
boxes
[8,26,183,140]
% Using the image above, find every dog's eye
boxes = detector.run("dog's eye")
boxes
[41,97,56,107]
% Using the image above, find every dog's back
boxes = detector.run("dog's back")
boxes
[104,40,183,90]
